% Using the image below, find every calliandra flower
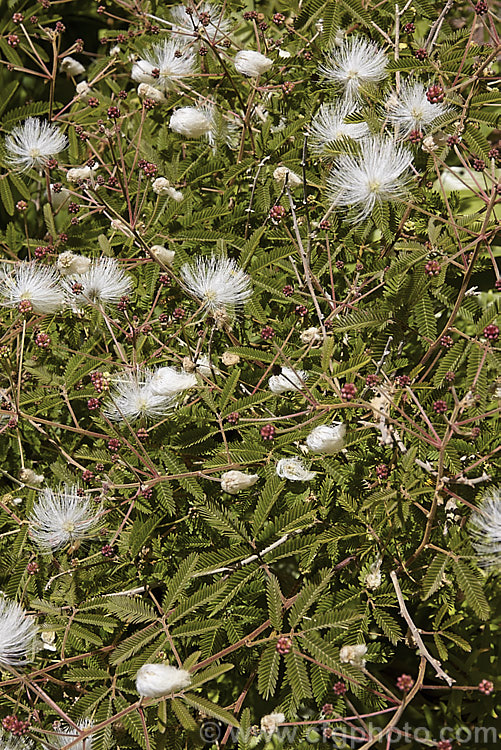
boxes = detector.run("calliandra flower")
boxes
[180,256,252,314]
[66,164,97,182]
[0,263,65,314]
[136,663,191,698]
[49,720,93,750]
[320,36,387,102]
[149,366,198,396]
[306,422,346,454]
[220,470,259,494]
[309,102,370,155]
[152,177,171,195]
[234,50,273,77]
[0,732,31,750]
[28,485,101,552]
[469,487,501,571]
[5,118,68,173]
[170,106,212,138]
[260,713,285,736]
[64,258,132,307]
[300,327,321,344]
[137,83,166,103]
[326,136,413,224]
[0,598,39,667]
[273,166,302,188]
[104,370,176,422]
[75,80,92,101]
[269,367,308,394]
[170,3,231,39]
[57,251,91,276]
[385,81,451,139]
[59,56,85,76]
[276,457,316,482]
[131,40,195,92]
[151,245,175,266]
[339,643,367,668]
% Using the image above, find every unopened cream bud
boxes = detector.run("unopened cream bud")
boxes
[60,57,85,76]
[137,83,166,103]
[234,50,273,77]
[170,107,212,138]
[75,80,92,101]
[339,644,367,667]
[151,245,175,266]
[300,327,321,344]
[221,352,240,366]
[220,470,259,494]
[57,251,91,276]
[260,713,285,736]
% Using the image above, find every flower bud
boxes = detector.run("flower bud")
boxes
[57,251,91,276]
[306,422,346,454]
[151,245,175,266]
[170,107,212,138]
[136,663,191,697]
[75,80,92,102]
[339,644,367,667]
[60,56,85,76]
[234,50,273,77]
[221,352,240,366]
[260,713,285,736]
[152,177,171,195]
[220,470,259,494]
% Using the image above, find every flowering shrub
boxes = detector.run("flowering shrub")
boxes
[0,1,499,749]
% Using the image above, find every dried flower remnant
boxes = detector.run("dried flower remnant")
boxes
[136,663,191,697]
[220,470,259,494]
[320,37,388,102]
[0,599,39,668]
[180,256,252,314]
[56,251,91,276]
[273,166,302,188]
[327,136,413,224]
[5,118,68,172]
[469,487,501,571]
[28,485,101,552]
[269,366,308,394]
[59,56,85,76]
[0,263,66,314]
[276,457,316,481]
[150,245,175,266]
[131,40,196,92]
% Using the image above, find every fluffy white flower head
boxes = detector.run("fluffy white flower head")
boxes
[320,36,388,101]
[306,422,346,454]
[276,457,316,482]
[0,732,32,750]
[170,106,212,138]
[131,40,195,92]
[310,102,370,154]
[180,256,252,313]
[49,721,93,750]
[327,136,413,224]
[104,370,175,422]
[260,713,285,736]
[469,487,501,571]
[57,251,91,276]
[19,468,44,486]
[66,164,97,182]
[234,50,273,77]
[339,643,367,667]
[0,263,65,314]
[273,166,302,188]
[269,367,308,394]
[5,118,68,173]
[386,81,451,139]
[151,245,175,266]
[64,257,132,307]
[136,663,191,697]
[170,3,231,39]
[60,57,85,76]
[29,486,101,552]
[137,83,166,103]
[220,471,259,494]
[0,598,39,667]
[149,366,198,396]
[152,177,171,195]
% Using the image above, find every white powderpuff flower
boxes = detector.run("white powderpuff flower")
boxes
[64,258,132,307]
[170,3,231,39]
[59,56,85,76]
[136,663,191,698]
[300,327,321,344]
[131,40,195,92]
[75,80,92,101]
[234,50,272,77]
[49,720,93,750]
[149,366,198,396]
[151,245,175,266]
[57,251,91,276]
[385,81,451,139]
[28,486,101,552]
[309,102,370,155]
[49,184,71,210]
[104,370,175,422]
[327,136,413,224]
[5,118,68,173]
[269,367,307,394]
[306,422,346,454]
[170,106,212,139]
[0,263,65,314]
[0,598,39,667]
[320,36,388,102]
[339,643,367,667]
[260,713,285,736]
[167,187,183,202]
[273,166,302,188]
[19,468,44,486]
[137,83,166,103]
[220,470,259,494]
[1,733,31,750]
[469,487,501,571]
[180,256,252,313]
[276,457,316,482]
[152,177,171,195]
[66,165,97,182]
